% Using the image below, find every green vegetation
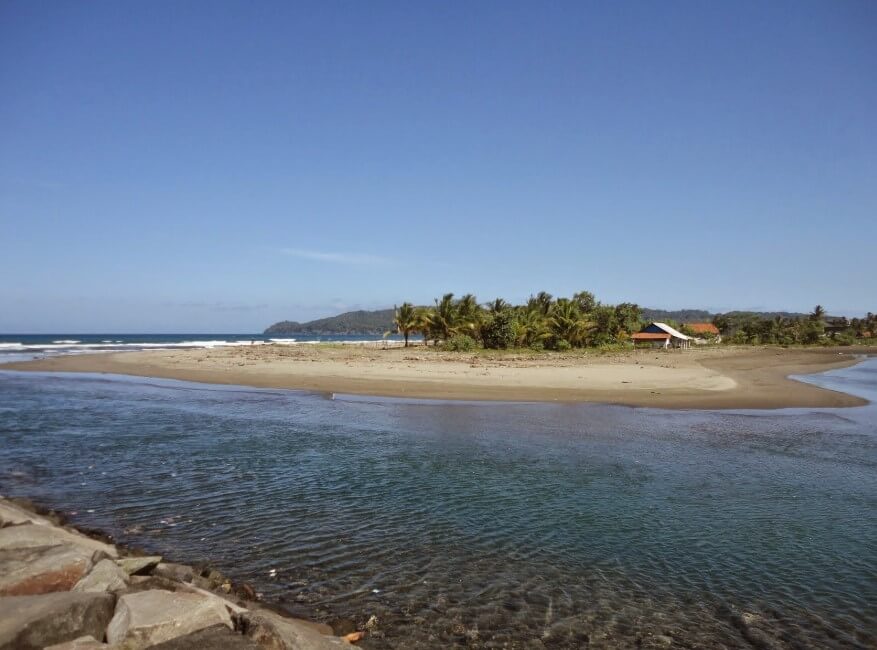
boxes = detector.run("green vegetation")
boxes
[265,302,876,350]
[393,303,418,347]
[396,291,644,350]
[711,307,876,346]
[393,297,876,351]
[445,334,478,352]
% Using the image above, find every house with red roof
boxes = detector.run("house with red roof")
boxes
[682,322,722,343]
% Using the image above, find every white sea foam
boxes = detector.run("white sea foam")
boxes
[0,337,402,364]
[0,340,272,353]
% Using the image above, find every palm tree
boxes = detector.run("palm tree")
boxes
[415,307,434,346]
[535,291,554,315]
[487,298,509,314]
[771,315,787,344]
[516,308,550,348]
[810,305,826,322]
[455,294,482,340]
[394,303,418,347]
[432,293,458,340]
[572,290,597,314]
[548,299,593,346]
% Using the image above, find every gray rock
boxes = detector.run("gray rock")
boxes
[44,635,108,649]
[126,575,185,593]
[74,558,129,593]
[0,523,117,558]
[0,498,54,527]
[0,544,93,596]
[148,624,262,649]
[106,589,233,648]
[153,562,194,583]
[174,582,247,615]
[0,592,115,650]
[192,567,227,591]
[239,610,350,649]
[247,605,335,636]
[116,555,162,576]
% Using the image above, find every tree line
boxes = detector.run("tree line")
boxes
[713,307,876,346]
[393,292,642,350]
[393,295,875,350]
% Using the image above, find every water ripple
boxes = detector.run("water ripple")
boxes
[1,364,876,648]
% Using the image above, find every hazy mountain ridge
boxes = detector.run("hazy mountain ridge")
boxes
[641,308,810,323]
[264,309,397,335]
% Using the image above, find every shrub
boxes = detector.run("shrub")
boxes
[529,340,545,352]
[481,312,517,349]
[445,334,478,352]
[598,341,630,353]
[554,339,572,352]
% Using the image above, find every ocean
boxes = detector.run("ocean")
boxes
[0,349,874,648]
[0,333,405,365]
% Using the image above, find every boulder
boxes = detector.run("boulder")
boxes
[44,635,107,649]
[148,624,263,649]
[74,558,130,593]
[239,610,350,649]
[247,606,334,636]
[174,582,247,615]
[0,544,93,596]
[116,555,162,576]
[106,589,233,648]
[0,592,115,650]
[0,523,117,558]
[192,567,227,591]
[153,562,194,583]
[126,575,186,593]
[90,549,113,565]
[0,499,53,527]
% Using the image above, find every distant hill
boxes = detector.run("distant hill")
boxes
[641,308,811,323]
[264,309,396,335]
[641,308,714,323]
[720,310,810,320]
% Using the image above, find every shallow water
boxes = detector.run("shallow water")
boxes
[1,361,875,648]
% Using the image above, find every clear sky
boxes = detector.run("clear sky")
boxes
[1,1,875,332]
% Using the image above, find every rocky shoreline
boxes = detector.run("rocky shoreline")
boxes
[0,496,362,649]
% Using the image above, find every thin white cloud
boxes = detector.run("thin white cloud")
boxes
[281,248,392,266]
[161,301,268,312]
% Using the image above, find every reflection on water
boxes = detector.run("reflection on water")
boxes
[1,361,875,648]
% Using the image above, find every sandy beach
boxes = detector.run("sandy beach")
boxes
[6,344,873,409]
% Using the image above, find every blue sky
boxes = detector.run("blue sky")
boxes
[1,1,875,332]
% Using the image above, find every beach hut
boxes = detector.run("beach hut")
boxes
[683,322,721,343]
[683,322,719,336]
[631,322,692,349]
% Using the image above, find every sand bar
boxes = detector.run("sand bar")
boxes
[5,345,873,409]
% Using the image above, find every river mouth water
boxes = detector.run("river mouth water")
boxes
[1,360,875,648]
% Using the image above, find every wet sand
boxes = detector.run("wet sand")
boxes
[6,344,873,409]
